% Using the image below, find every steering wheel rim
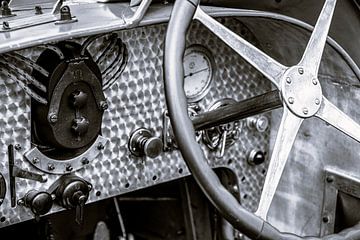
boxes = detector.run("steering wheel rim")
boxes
[164,0,360,239]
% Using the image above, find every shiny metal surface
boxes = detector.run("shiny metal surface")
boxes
[123,0,152,27]
[321,168,360,236]
[316,97,360,144]
[256,108,303,220]
[239,9,360,236]
[194,6,287,88]
[0,18,271,227]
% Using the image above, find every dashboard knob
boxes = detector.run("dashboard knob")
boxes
[72,117,90,136]
[20,190,54,216]
[70,90,88,108]
[129,128,163,158]
[247,150,266,166]
[247,115,269,133]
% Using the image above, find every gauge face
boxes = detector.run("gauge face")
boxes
[183,45,214,102]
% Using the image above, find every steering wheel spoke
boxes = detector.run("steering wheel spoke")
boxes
[299,0,337,75]
[193,6,287,88]
[256,107,303,220]
[316,97,360,143]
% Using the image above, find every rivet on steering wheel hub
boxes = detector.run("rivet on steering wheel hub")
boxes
[281,66,323,118]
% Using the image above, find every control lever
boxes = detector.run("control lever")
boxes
[216,130,228,158]
[52,175,92,225]
[74,191,86,225]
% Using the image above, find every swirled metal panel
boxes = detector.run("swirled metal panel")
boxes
[0,18,271,227]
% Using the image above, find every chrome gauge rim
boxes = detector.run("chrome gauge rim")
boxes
[183,44,215,102]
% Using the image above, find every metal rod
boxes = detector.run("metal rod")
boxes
[192,90,282,131]
[113,197,127,239]
[8,145,16,207]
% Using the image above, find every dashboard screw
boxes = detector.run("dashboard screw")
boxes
[49,114,58,123]
[100,101,108,110]
[286,77,291,84]
[2,21,10,30]
[81,157,89,165]
[312,79,318,85]
[298,68,304,74]
[48,164,55,171]
[315,98,320,105]
[32,158,39,164]
[326,175,334,183]
[97,143,104,150]
[14,144,21,150]
[66,165,73,171]
[303,108,309,115]
[288,97,294,104]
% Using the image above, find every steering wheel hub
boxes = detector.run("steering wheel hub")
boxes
[281,66,323,118]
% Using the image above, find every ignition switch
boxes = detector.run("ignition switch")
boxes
[129,128,163,158]
[54,175,92,224]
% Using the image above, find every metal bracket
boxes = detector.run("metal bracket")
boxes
[122,0,152,28]
[24,135,108,174]
[0,173,6,206]
[8,145,47,207]
[320,168,360,236]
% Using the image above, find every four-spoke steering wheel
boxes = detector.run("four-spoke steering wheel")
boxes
[164,0,360,239]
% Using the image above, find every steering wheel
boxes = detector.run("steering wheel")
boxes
[164,0,360,239]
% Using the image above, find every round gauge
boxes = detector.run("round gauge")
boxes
[183,45,214,102]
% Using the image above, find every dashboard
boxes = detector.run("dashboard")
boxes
[0,17,271,227]
[0,1,359,239]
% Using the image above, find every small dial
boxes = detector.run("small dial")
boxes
[183,45,214,102]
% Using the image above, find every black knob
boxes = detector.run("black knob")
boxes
[247,150,266,166]
[21,190,53,216]
[70,90,88,108]
[129,128,163,158]
[72,117,90,136]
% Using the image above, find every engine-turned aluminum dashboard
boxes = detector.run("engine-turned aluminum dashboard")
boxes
[0,17,272,227]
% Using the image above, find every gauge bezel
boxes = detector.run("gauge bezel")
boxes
[183,44,215,103]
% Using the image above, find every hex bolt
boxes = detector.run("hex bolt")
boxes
[100,101,108,110]
[288,97,294,104]
[66,165,73,171]
[14,144,21,151]
[32,158,39,164]
[312,79,318,85]
[315,98,320,105]
[303,108,309,115]
[286,77,292,84]
[49,114,58,123]
[48,164,55,171]
[298,68,304,75]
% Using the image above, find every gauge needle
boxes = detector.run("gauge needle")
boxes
[184,68,209,78]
